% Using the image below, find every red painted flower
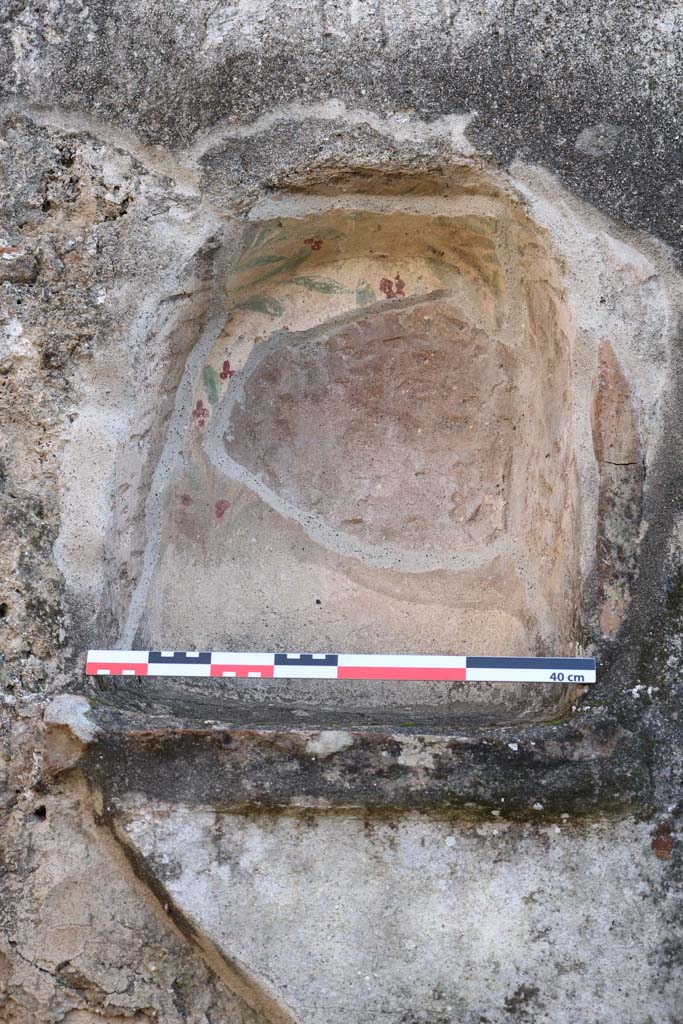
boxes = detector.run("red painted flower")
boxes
[214,499,230,519]
[379,274,406,299]
[219,359,236,381]
[304,237,323,251]
[192,399,209,428]
[180,493,193,507]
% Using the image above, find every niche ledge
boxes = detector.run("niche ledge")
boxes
[47,683,644,821]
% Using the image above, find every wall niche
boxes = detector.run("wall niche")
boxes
[125,168,669,725]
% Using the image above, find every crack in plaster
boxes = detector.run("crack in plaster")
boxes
[108,814,303,1024]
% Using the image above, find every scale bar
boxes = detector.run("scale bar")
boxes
[85,651,596,684]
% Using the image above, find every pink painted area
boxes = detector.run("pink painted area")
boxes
[214,499,231,519]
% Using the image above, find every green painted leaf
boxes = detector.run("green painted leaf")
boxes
[202,365,220,405]
[246,230,290,254]
[292,276,351,294]
[241,248,311,289]
[251,225,273,248]
[355,278,376,306]
[258,230,290,248]
[235,253,288,271]
[234,294,284,317]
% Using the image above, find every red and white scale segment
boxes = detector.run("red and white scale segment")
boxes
[86,651,597,684]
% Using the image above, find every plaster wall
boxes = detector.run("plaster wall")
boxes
[2,4,683,1024]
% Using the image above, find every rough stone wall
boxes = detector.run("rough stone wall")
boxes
[2,3,683,1023]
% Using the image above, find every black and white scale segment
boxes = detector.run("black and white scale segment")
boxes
[86,651,597,683]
